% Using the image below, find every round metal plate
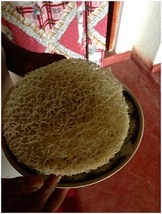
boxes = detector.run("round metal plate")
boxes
[2,85,144,188]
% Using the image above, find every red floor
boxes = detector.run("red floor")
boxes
[58,57,160,212]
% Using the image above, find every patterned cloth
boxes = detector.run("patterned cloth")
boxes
[2,1,108,65]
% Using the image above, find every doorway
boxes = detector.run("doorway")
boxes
[106,1,122,52]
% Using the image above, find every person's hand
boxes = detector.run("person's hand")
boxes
[2,32,66,77]
[2,175,69,212]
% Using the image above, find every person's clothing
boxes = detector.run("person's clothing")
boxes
[2,1,109,66]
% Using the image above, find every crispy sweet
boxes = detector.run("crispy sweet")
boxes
[3,59,129,176]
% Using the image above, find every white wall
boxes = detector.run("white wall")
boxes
[115,1,161,65]
[154,43,161,65]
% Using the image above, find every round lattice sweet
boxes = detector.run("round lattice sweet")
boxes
[2,59,130,176]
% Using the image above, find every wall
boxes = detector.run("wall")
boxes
[115,1,161,67]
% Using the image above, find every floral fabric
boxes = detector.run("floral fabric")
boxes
[2,1,109,66]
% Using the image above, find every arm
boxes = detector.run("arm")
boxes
[2,32,66,77]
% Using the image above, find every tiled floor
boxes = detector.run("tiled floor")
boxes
[2,57,160,212]
[58,58,160,212]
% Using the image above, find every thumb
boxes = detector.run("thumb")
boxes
[2,176,44,195]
